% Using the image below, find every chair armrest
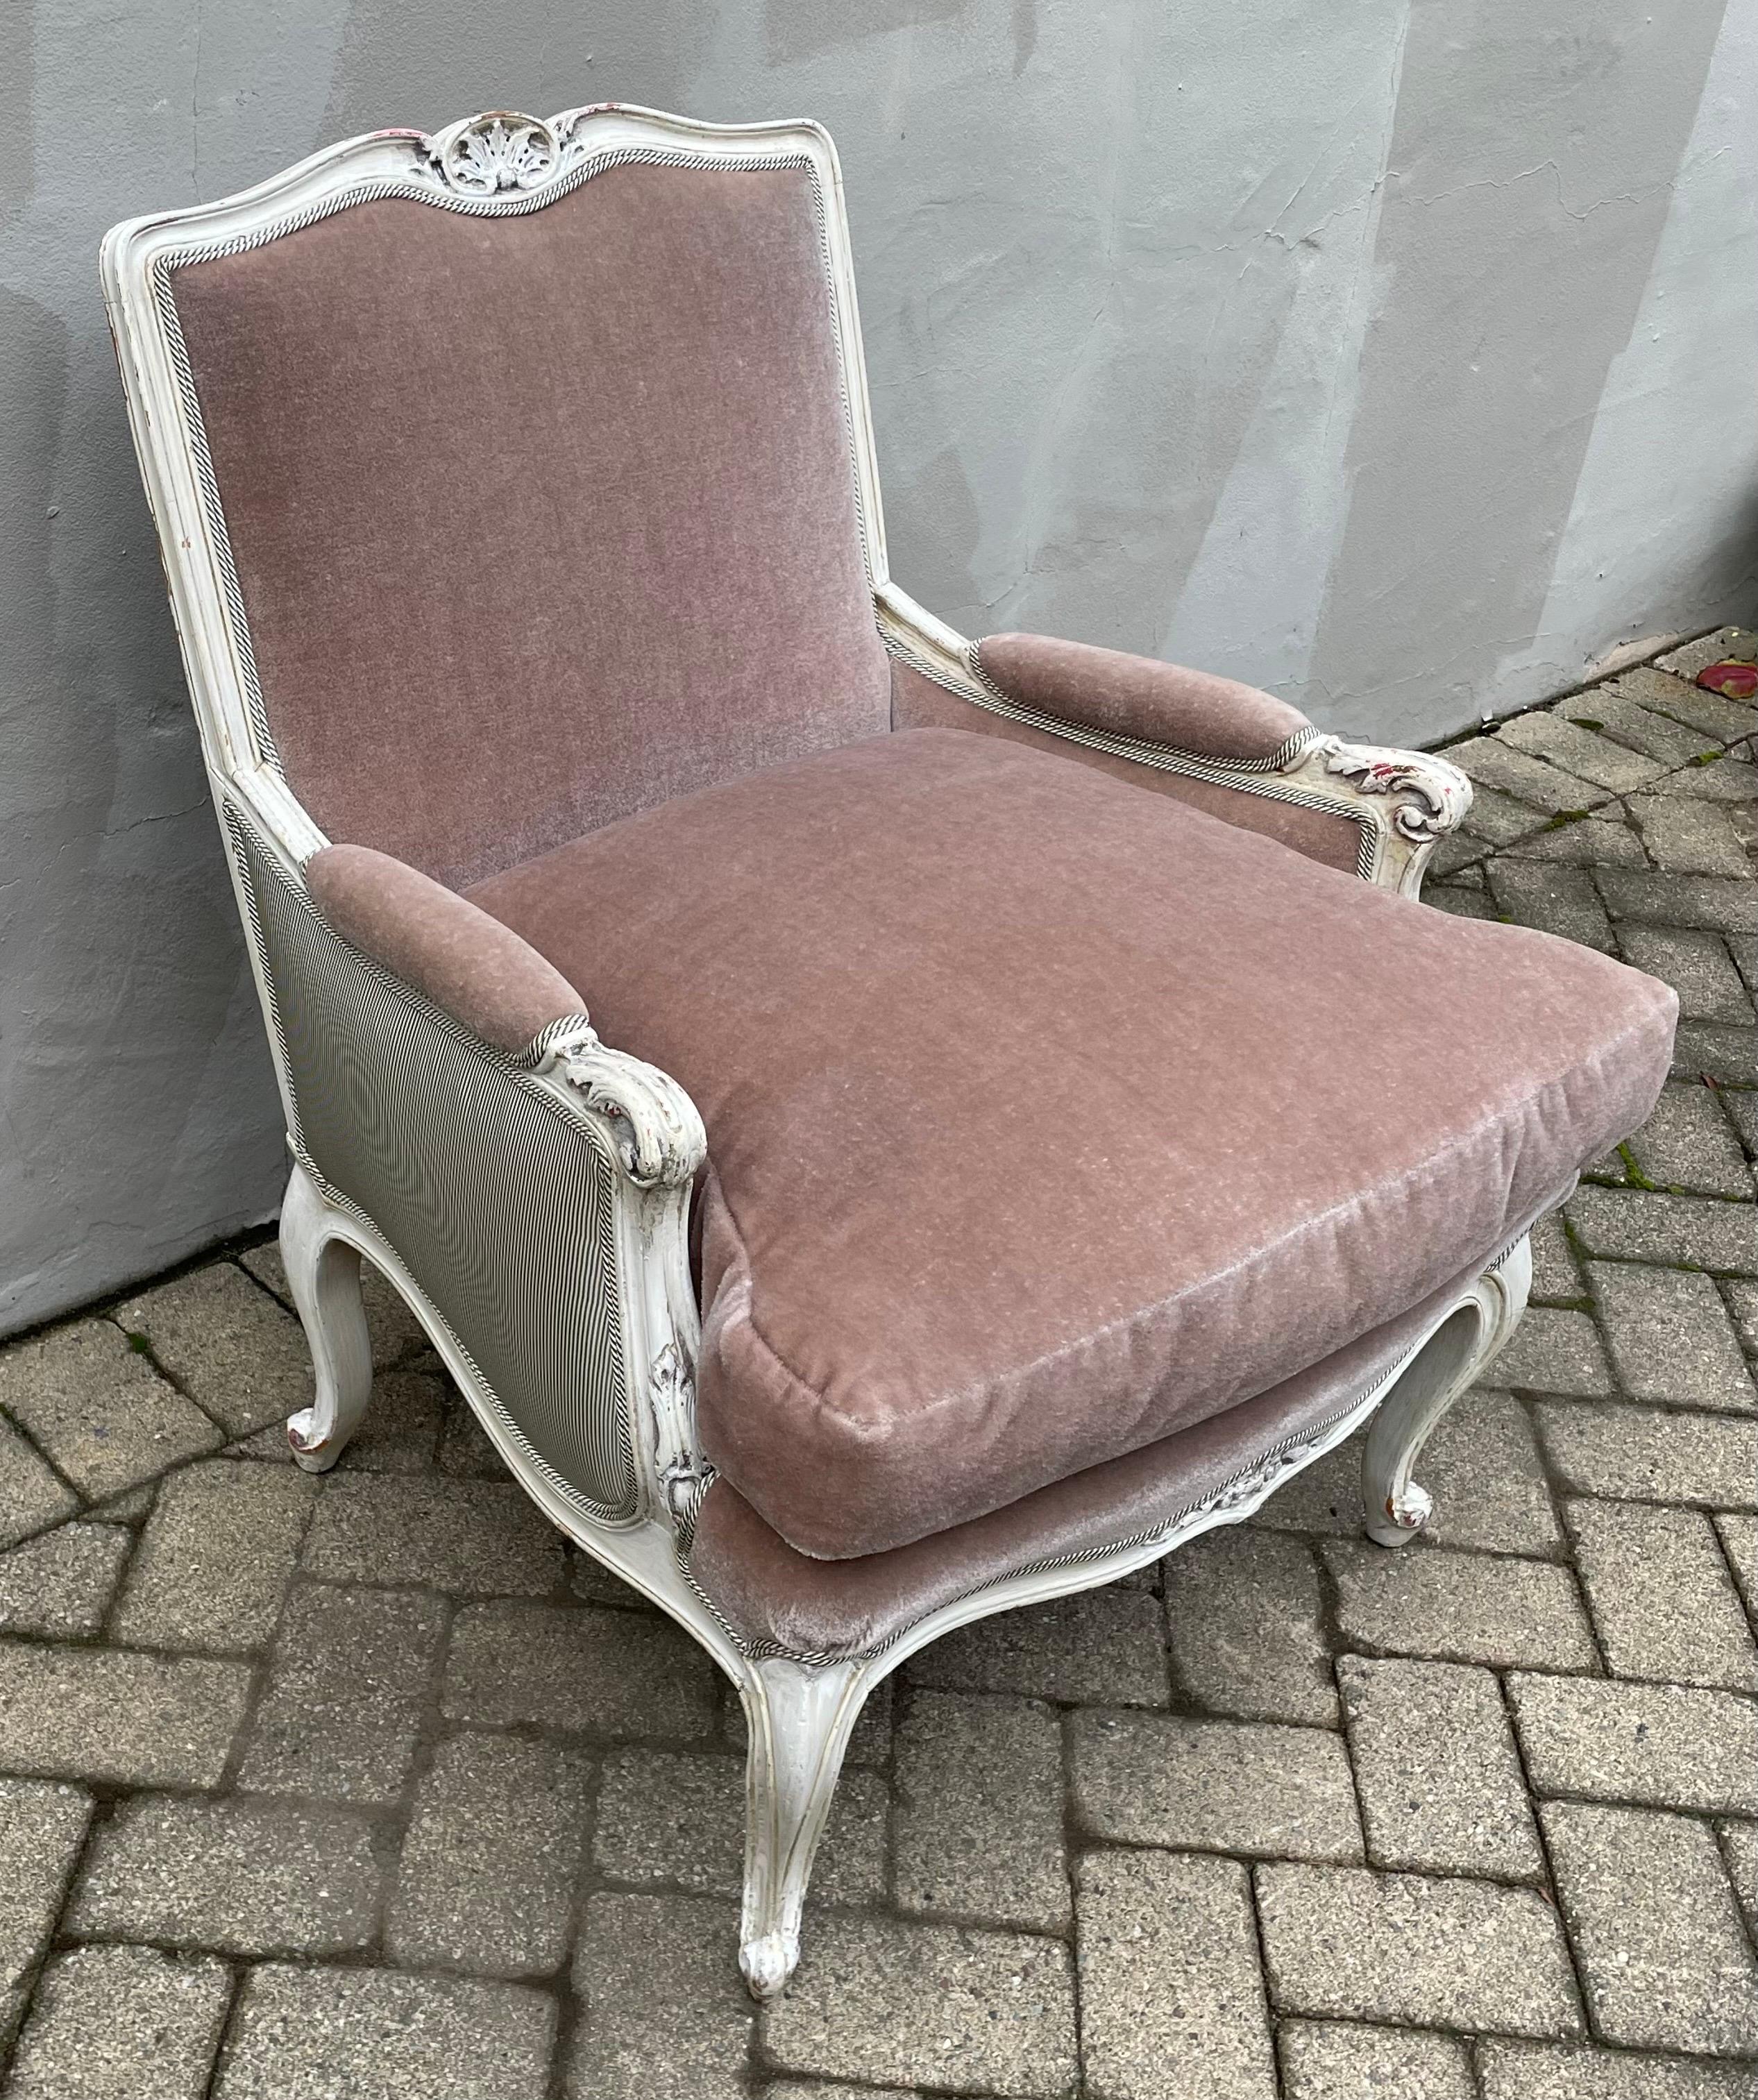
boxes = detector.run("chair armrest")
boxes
[973,632,1315,765]
[305,840,704,1189]
[877,584,1471,898]
[228,804,707,1539]
[306,842,587,1060]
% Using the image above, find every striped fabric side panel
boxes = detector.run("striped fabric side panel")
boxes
[226,804,638,1524]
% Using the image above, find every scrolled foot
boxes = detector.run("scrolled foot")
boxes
[286,1407,345,1473]
[739,1927,799,2001]
[1364,1477,1432,1548]
[279,1165,374,1471]
[1360,1243,1532,1552]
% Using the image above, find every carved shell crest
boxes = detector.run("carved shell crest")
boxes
[421,108,599,197]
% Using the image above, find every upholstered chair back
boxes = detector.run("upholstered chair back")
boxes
[166,159,891,889]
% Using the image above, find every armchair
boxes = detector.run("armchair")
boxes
[102,103,1675,1998]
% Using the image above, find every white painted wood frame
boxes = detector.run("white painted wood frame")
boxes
[102,103,1506,1999]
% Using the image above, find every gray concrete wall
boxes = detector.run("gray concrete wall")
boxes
[2,0,1753,1331]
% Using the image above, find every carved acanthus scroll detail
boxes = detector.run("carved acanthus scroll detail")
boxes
[650,1341,713,1527]
[534,1028,707,1189]
[1199,1437,1323,1519]
[1316,740,1471,845]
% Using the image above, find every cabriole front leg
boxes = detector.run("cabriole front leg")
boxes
[280,1160,374,1472]
[736,1653,871,2000]
[1361,1234,1533,1546]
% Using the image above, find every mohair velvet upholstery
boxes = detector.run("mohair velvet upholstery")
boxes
[468,728,1675,1561]
[976,632,1312,759]
[888,658,1364,878]
[167,163,890,890]
[306,844,584,1056]
[686,1245,1516,1659]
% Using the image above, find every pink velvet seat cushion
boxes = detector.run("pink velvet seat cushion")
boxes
[686,1245,1513,1661]
[468,729,1675,1561]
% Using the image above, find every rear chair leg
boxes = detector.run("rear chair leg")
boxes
[280,1160,374,1472]
[1362,1233,1532,1546]
[737,1653,872,2000]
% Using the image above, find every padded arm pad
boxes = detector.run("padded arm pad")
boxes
[305,843,586,1057]
[889,657,1364,877]
[974,632,1313,763]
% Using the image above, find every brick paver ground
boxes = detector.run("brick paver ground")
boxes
[0,632,1754,2097]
